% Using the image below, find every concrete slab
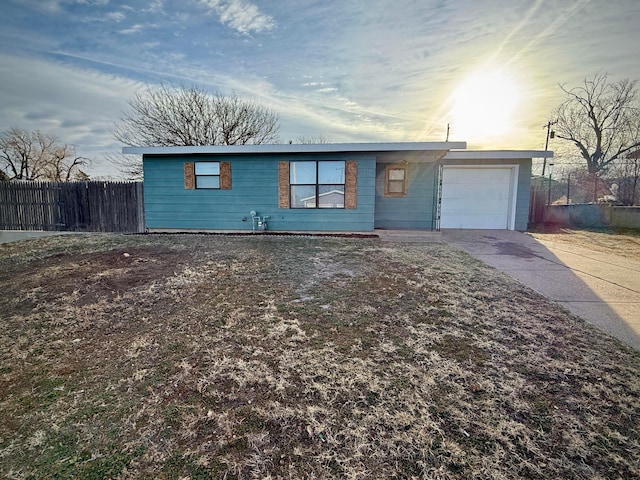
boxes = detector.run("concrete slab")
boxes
[570,271,640,302]
[0,230,74,244]
[470,255,569,271]
[539,243,640,272]
[497,269,604,302]
[442,229,640,352]
[376,230,444,243]
[562,302,640,344]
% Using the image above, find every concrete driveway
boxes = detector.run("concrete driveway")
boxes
[441,229,640,352]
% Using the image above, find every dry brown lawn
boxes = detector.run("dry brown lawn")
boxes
[530,225,640,261]
[1,233,639,479]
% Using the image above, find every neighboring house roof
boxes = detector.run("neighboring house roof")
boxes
[300,189,345,200]
[300,189,345,202]
[299,190,345,208]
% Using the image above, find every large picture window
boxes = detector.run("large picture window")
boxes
[290,161,345,208]
[195,162,220,189]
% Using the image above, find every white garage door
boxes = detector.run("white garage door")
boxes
[440,166,517,229]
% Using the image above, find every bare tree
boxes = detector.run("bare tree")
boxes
[112,84,280,147]
[553,73,640,174]
[0,128,89,181]
[296,135,330,144]
[106,152,143,181]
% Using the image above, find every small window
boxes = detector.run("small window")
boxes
[385,164,408,196]
[195,162,220,189]
[290,161,345,208]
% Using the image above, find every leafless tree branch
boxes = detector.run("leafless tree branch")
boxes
[554,73,640,174]
[296,136,330,144]
[0,128,89,181]
[112,84,280,147]
[107,153,143,181]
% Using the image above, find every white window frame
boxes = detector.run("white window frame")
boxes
[195,162,221,189]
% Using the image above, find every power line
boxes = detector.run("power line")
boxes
[533,160,640,166]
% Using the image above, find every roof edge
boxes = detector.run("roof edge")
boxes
[444,150,553,160]
[122,141,468,155]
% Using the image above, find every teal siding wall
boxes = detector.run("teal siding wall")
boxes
[442,158,532,231]
[143,153,532,232]
[374,162,437,229]
[514,159,532,231]
[143,154,376,232]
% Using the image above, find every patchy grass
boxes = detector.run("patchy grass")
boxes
[1,233,639,479]
[530,225,640,260]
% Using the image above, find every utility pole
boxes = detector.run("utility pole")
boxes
[547,163,554,205]
[542,120,557,176]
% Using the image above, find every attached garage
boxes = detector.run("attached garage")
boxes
[440,151,541,231]
[440,165,518,229]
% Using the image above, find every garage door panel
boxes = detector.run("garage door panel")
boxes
[443,168,511,185]
[440,167,515,230]
[444,189,508,206]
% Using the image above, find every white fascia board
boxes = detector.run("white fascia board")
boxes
[122,141,468,156]
[444,150,553,160]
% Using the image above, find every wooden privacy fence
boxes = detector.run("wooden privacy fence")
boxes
[528,184,546,226]
[0,181,144,233]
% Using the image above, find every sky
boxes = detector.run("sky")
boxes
[1,0,639,178]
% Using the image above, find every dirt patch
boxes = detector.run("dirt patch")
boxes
[9,246,187,307]
[1,234,639,479]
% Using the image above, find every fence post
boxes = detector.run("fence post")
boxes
[136,182,145,233]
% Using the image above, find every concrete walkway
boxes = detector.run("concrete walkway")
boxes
[0,230,77,244]
[441,229,640,352]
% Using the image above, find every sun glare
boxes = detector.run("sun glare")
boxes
[450,69,521,143]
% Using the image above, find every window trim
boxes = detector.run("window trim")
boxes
[384,163,408,197]
[290,160,346,209]
[184,161,231,190]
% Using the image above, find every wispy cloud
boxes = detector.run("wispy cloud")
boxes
[141,0,165,14]
[0,53,142,176]
[199,0,275,35]
[317,87,338,93]
[106,11,125,22]
[71,0,110,5]
[14,0,62,13]
[118,24,143,35]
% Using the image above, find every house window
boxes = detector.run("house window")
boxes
[195,162,220,189]
[385,164,408,196]
[290,161,345,208]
